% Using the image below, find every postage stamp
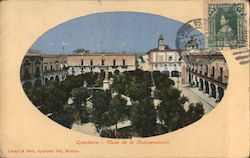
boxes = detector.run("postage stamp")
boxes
[175,18,222,65]
[208,3,247,48]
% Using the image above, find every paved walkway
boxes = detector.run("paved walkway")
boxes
[71,122,100,136]
[71,120,132,136]
[109,120,131,130]
[171,77,215,114]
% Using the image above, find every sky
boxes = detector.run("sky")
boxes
[31,12,185,54]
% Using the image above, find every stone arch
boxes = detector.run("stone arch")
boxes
[200,79,204,91]
[114,69,120,75]
[55,75,59,84]
[210,83,216,98]
[45,78,49,85]
[23,81,32,89]
[218,87,224,101]
[49,76,54,84]
[34,79,42,87]
[205,81,209,94]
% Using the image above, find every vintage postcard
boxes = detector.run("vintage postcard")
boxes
[0,0,249,157]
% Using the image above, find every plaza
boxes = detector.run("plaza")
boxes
[20,35,228,138]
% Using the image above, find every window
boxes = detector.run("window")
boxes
[168,56,172,61]
[90,60,93,66]
[123,59,126,66]
[102,59,105,66]
[158,55,164,62]
[44,65,47,71]
[81,60,83,66]
[50,65,53,70]
[113,59,116,66]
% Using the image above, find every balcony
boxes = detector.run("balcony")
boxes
[112,65,118,68]
[189,71,227,89]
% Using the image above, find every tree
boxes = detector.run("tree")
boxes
[49,109,74,128]
[130,98,157,137]
[156,86,188,131]
[71,87,91,123]
[42,85,68,114]
[185,102,204,125]
[126,80,151,102]
[95,72,105,87]
[91,90,112,131]
[111,75,126,95]
[108,94,127,136]
[25,86,48,114]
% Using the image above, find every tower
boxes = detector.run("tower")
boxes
[158,34,165,50]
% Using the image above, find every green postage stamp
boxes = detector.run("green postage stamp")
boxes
[208,3,247,48]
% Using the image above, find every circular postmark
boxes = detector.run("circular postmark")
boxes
[175,18,223,65]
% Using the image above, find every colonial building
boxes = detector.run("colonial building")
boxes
[20,50,136,88]
[181,52,228,102]
[20,50,68,88]
[42,55,68,85]
[67,52,136,76]
[20,49,43,88]
[145,35,183,77]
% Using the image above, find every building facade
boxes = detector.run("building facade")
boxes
[20,50,43,88]
[181,52,228,102]
[67,52,136,76]
[146,35,183,77]
[20,50,68,88]
[20,50,136,88]
[42,55,68,85]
